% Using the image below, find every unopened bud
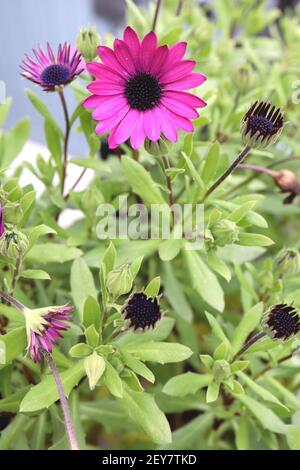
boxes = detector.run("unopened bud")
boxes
[274,169,300,204]
[77,26,100,62]
[144,136,172,156]
[106,264,133,299]
[211,220,239,246]
[233,65,252,93]
[84,352,106,391]
[276,248,300,276]
[0,227,29,259]
[213,360,231,382]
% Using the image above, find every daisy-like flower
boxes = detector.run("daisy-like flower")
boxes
[21,43,84,92]
[122,292,161,330]
[83,27,206,149]
[262,304,300,341]
[0,204,5,238]
[24,305,73,362]
[241,101,284,149]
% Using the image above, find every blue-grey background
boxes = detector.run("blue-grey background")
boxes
[0,0,147,152]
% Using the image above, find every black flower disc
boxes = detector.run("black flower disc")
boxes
[122,292,161,330]
[263,304,300,340]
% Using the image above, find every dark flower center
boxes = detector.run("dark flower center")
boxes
[267,304,300,339]
[125,72,162,111]
[123,292,161,330]
[248,115,278,137]
[41,64,70,87]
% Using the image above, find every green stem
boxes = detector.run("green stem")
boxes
[152,0,162,32]
[162,155,174,206]
[11,255,22,294]
[176,0,184,15]
[201,144,252,202]
[233,331,267,361]
[59,90,71,197]
[0,289,26,313]
[43,351,80,451]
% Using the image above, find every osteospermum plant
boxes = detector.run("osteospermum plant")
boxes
[2,0,300,452]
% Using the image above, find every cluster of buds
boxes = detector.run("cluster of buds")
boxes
[0,225,29,259]
[144,136,173,157]
[76,25,100,62]
[210,219,239,247]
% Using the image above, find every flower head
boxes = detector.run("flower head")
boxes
[25,305,73,362]
[262,304,300,341]
[21,43,84,91]
[274,169,300,204]
[122,292,161,330]
[83,27,206,149]
[0,204,5,238]
[241,101,284,149]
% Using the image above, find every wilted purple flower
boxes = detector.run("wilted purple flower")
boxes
[0,204,5,237]
[21,43,84,92]
[122,292,161,330]
[25,305,73,362]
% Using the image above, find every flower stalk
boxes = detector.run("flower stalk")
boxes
[59,90,71,196]
[233,331,266,361]
[152,0,162,32]
[43,350,80,450]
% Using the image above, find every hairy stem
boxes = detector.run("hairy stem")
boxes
[162,155,174,206]
[238,164,278,178]
[59,90,71,197]
[152,0,162,32]
[43,350,80,451]
[64,168,87,201]
[0,289,26,313]
[201,144,252,201]
[233,331,267,361]
[11,255,22,293]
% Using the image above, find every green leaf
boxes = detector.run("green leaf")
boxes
[230,303,263,358]
[206,381,220,403]
[20,269,51,280]
[124,341,193,364]
[0,386,30,413]
[26,224,57,252]
[25,89,63,138]
[20,362,85,413]
[236,394,287,434]
[185,251,224,312]
[26,243,82,264]
[71,257,97,318]
[181,151,205,191]
[286,425,300,450]
[69,343,92,358]
[70,157,110,172]
[237,372,288,411]
[45,120,62,175]
[1,118,30,168]
[0,97,12,127]
[145,276,160,297]
[104,362,123,398]
[83,296,101,331]
[0,415,28,450]
[201,142,220,185]
[118,385,171,445]
[162,262,193,322]
[163,372,212,397]
[207,249,231,282]
[0,327,26,365]
[238,232,274,247]
[158,413,213,450]
[115,317,175,347]
[102,242,116,273]
[122,155,166,205]
[205,312,229,345]
[120,349,155,384]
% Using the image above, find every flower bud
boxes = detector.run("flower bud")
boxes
[213,359,231,382]
[276,248,300,276]
[233,65,252,94]
[77,26,100,62]
[211,220,239,246]
[241,101,284,149]
[144,136,172,156]
[0,227,29,259]
[106,264,133,299]
[274,169,300,204]
[84,351,106,391]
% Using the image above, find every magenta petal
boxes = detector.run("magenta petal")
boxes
[114,39,136,75]
[123,27,140,59]
[92,96,127,120]
[114,109,140,145]
[108,126,119,149]
[149,45,169,76]
[83,94,109,110]
[168,111,194,132]
[164,90,206,108]
[144,109,161,141]
[130,114,146,149]
[166,73,207,90]
[97,46,128,76]
[168,41,187,63]
[87,81,124,95]
[86,63,123,82]
[162,96,199,119]
[95,105,130,134]
[140,31,158,71]
[156,106,178,142]
[160,60,196,84]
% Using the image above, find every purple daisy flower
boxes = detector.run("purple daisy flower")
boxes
[21,43,85,92]
[25,305,73,362]
[0,204,5,238]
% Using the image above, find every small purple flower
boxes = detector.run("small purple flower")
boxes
[25,305,73,362]
[21,43,84,92]
[0,204,4,237]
